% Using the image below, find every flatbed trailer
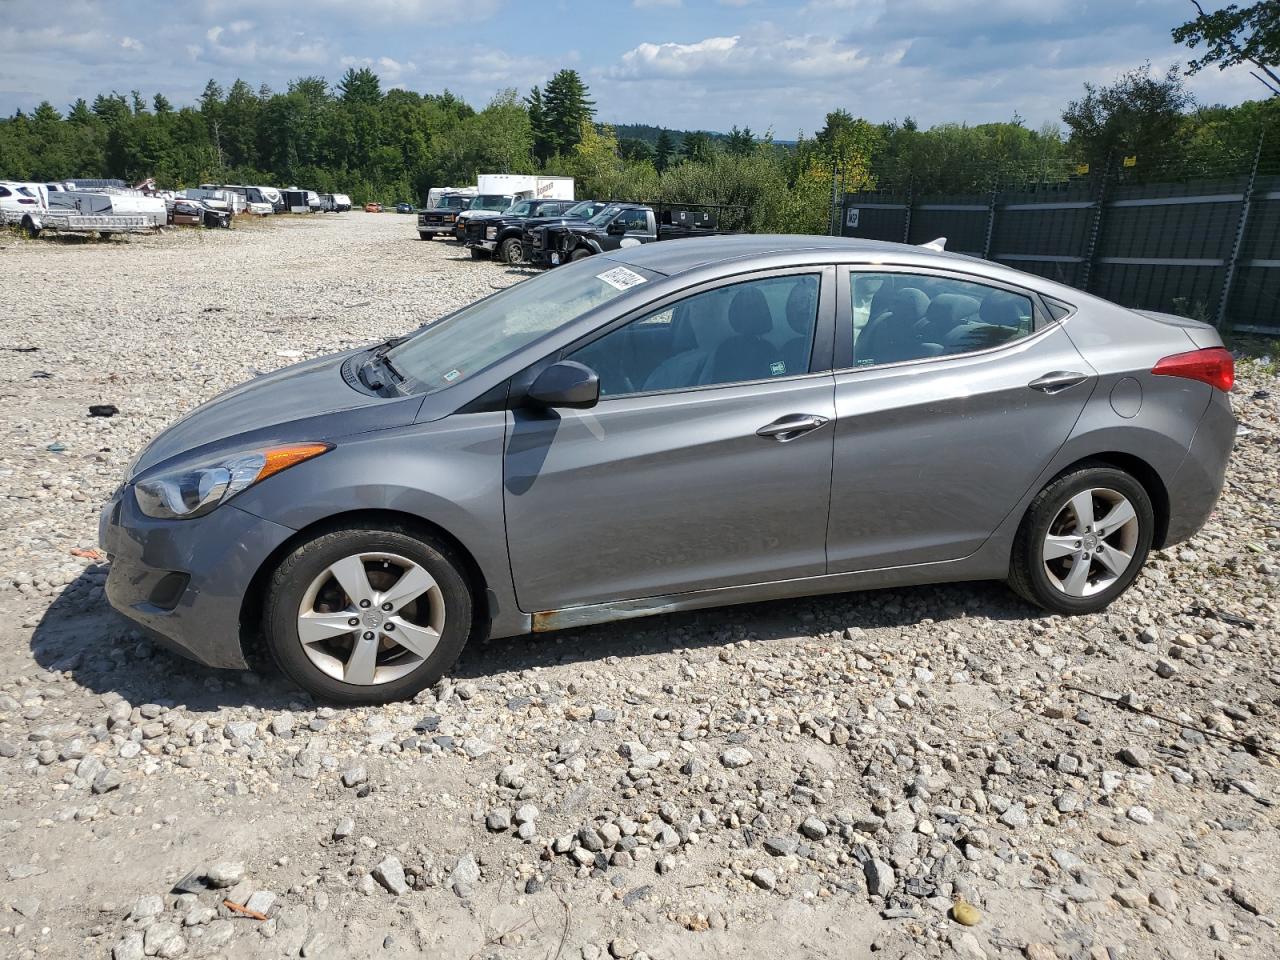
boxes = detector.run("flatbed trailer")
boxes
[3,208,155,238]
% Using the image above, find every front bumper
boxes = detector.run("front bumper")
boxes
[99,486,295,669]
[418,224,456,235]
[466,239,497,252]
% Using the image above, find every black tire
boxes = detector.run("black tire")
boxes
[263,524,474,705]
[498,237,523,264]
[469,246,489,259]
[418,232,432,241]
[1008,463,1154,615]
[22,216,41,239]
[570,246,592,262]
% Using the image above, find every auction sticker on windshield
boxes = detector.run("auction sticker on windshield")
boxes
[597,266,648,291]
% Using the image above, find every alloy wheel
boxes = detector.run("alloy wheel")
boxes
[1041,488,1140,598]
[296,552,445,685]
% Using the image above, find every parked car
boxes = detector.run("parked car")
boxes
[395,202,414,214]
[321,193,353,212]
[365,202,383,213]
[100,235,1235,705]
[451,192,518,241]
[416,193,473,239]
[532,202,722,266]
[463,197,582,261]
[0,181,47,216]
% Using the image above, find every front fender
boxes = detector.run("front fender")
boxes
[230,411,525,638]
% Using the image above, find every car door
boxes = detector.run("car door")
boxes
[503,267,837,612]
[827,267,1096,572]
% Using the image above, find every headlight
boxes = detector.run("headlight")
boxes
[486,226,497,239]
[134,443,331,520]
[444,214,455,222]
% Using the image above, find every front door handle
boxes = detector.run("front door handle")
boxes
[756,414,829,442]
[1028,371,1088,394]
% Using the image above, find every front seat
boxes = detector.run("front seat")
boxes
[777,281,817,375]
[916,293,980,345]
[705,287,777,384]
[856,287,929,364]
[642,299,712,391]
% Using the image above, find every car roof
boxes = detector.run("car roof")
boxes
[604,233,997,277]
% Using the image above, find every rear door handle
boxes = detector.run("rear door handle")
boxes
[1028,371,1088,394]
[756,414,829,442]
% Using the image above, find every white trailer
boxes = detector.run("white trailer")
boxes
[475,174,574,201]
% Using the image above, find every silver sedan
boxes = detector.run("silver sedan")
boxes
[101,235,1236,704]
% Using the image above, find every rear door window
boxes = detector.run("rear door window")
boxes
[848,272,1036,367]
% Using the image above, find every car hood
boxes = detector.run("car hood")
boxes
[128,351,417,478]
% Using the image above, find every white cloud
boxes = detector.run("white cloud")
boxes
[616,32,869,82]
[119,36,143,52]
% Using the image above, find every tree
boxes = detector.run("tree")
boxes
[1173,1,1280,96]
[1062,63,1195,174]
[153,93,173,114]
[525,85,553,164]
[542,69,595,155]
[681,130,715,163]
[725,125,755,156]
[337,66,382,104]
[653,129,675,172]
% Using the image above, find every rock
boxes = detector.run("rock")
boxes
[998,803,1028,829]
[224,720,257,742]
[951,900,982,925]
[112,932,145,960]
[1230,882,1267,915]
[609,938,639,958]
[1024,945,1057,960]
[864,859,895,897]
[1126,806,1155,825]
[269,713,294,737]
[751,867,777,890]
[333,817,355,840]
[799,816,827,840]
[372,856,409,896]
[129,894,164,920]
[514,804,539,825]
[244,890,276,915]
[720,747,754,769]
[143,922,185,958]
[463,738,495,759]
[451,854,481,896]
[205,861,244,888]
[301,930,328,957]
[950,930,988,960]
[340,765,367,788]
[1149,888,1178,912]
[763,836,798,857]
[92,769,123,794]
[1119,746,1151,768]
[486,808,512,832]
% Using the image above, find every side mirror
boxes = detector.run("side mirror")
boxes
[526,361,599,409]
[607,221,627,235]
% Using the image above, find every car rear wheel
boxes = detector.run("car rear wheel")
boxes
[499,237,524,264]
[418,232,431,241]
[1008,464,1153,615]
[263,524,473,705]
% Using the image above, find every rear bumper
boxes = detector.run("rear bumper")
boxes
[100,488,295,669]
[1164,392,1236,546]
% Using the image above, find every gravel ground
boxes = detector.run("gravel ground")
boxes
[0,213,1277,960]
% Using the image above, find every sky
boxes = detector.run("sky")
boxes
[0,0,1266,135]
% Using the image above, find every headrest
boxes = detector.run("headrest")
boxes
[888,287,929,324]
[924,293,980,328]
[979,292,1024,328]
[784,281,816,334]
[729,287,772,336]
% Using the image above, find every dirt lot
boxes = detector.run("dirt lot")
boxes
[0,212,1277,960]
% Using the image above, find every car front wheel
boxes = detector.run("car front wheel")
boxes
[499,237,524,264]
[263,524,474,705]
[1008,464,1153,615]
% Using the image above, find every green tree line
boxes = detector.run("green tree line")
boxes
[1,57,1276,235]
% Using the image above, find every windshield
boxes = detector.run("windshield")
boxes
[564,201,597,219]
[474,194,512,211]
[508,201,533,216]
[588,205,621,226]
[386,258,657,395]
[435,195,466,209]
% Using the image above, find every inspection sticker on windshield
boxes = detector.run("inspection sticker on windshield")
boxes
[596,266,647,291]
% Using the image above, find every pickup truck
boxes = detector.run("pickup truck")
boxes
[529,202,723,267]
[417,193,473,239]
[464,198,603,262]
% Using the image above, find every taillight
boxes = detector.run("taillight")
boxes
[17,197,35,205]
[1151,347,1234,392]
